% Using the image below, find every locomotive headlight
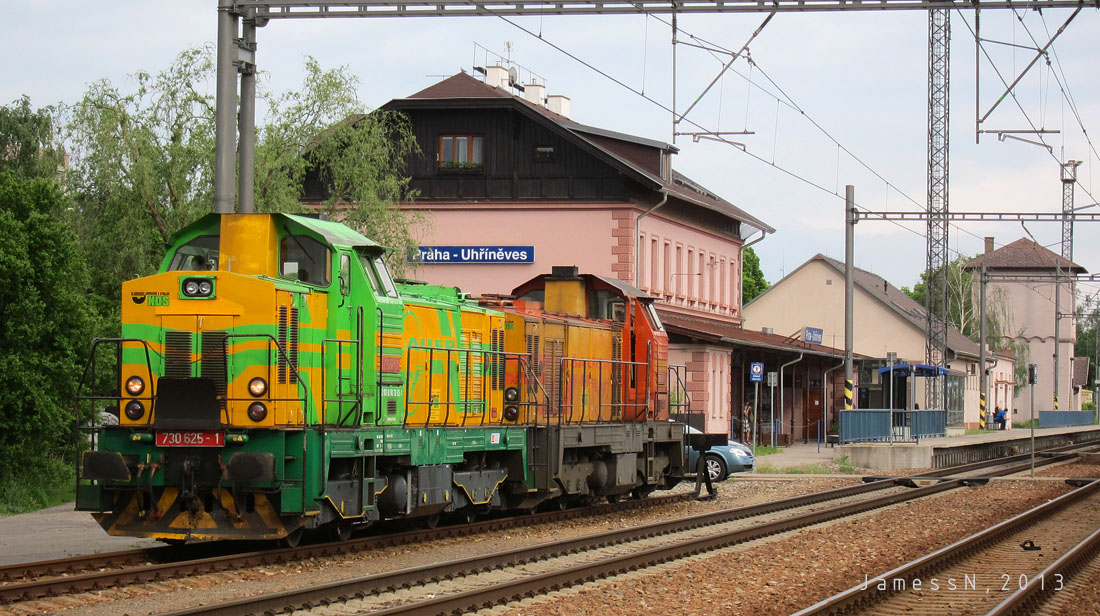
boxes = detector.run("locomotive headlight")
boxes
[504,387,520,402]
[247,402,268,422]
[124,400,145,421]
[180,277,215,298]
[248,377,267,397]
[503,405,520,421]
[125,376,145,396]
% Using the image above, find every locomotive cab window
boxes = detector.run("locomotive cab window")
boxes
[280,234,331,286]
[167,235,220,272]
[358,250,399,298]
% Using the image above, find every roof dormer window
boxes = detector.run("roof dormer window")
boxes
[439,134,483,170]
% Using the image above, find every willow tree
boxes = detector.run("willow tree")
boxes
[63,46,421,320]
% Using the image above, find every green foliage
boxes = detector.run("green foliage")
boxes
[902,254,1029,394]
[0,97,64,178]
[1013,419,1038,429]
[63,47,217,324]
[0,456,75,516]
[1076,295,1099,389]
[256,57,422,275]
[1083,401,1096,411]
[0,169,95,476]
[741,246,768,303]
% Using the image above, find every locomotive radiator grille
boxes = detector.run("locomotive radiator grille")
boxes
[490,328,504,391]
[277,305,300,385]
[200,331,228,408]
[611,334,623,409]
[164,331,193,379]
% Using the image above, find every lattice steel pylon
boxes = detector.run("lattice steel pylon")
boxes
[1061,160,1080,261]
[925,8,950,411]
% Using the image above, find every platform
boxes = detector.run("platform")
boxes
[835,424,1100,470]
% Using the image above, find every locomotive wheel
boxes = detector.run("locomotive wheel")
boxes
[461,509,478,524]
[281,527,304,548]
[329,520,352,542]
[423,514,440,529]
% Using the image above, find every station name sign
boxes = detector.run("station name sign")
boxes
[411,246,535,264]
[803,326,823,345]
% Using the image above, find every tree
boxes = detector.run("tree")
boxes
[253,57,421,274]
[902,255,1029,393]
[62,47,422,316]
[0,100,95,490]
[742,246,768,303]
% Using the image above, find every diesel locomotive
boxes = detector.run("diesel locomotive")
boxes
[75,213,689,543]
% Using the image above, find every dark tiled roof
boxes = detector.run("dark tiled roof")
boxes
[659,310,849,359]
[965,238,1086,274]
[816,255,981,359]
[1073,356,1090,388]
[393,72,774,235]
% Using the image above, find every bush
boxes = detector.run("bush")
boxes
[0,455,75,516]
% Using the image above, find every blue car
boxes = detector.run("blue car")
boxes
[685,426,755,482]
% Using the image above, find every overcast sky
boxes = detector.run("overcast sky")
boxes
[6,1,1100,296]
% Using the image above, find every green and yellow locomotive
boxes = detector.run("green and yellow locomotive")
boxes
[76,213,687,543]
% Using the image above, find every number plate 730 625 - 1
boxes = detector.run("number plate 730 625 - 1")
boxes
[155,430,225,447]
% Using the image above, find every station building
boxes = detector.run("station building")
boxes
[305,68,849,442]
[743,254,1016,431]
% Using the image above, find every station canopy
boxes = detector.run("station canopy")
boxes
[876,363,949,378]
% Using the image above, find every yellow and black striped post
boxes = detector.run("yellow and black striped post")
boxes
[844,380,853,410]
[979,392,987,430]
[1054,393,1059,411]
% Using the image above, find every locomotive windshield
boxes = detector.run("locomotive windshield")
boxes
[280,234,331,285]
[167,235,220,271]
[358,250,399,298]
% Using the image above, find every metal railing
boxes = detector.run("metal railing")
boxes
[1039,410,1097,428]
[838,409,947,444]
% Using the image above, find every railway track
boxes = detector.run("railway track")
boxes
[794,479,1100,615]
[154,451,1083,616]
[0,492,687,603]
[3,444,1089,612]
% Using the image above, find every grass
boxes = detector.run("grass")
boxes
[1013,419,1038,430]
[750,445,782,456]
[0,456,76,516]
[755,455,858,475]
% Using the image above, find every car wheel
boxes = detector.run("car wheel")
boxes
[704,454,728,482]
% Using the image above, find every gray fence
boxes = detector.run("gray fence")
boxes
[838,409,948,444]
[1038,410,1097,428]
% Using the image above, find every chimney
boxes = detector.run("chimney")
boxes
[984,236,995,254]
[762,327,774,335]
[547,94,571,118]
[524,82,546,106]
[484,65,509,90]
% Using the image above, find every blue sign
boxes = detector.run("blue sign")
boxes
[803,327,823,345]
[411,245,535,264]
[750,362,764,383]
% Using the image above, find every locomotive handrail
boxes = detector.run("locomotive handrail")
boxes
[403,345,535,427]
[73,337,159,428]
[556,355,650,426]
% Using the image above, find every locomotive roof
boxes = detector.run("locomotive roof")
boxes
[169,213,382,250]
[511,271,653,300]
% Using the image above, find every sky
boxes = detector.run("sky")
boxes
[5,1,1100,296]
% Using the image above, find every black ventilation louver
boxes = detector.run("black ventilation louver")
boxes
[200,330,228,408]
[164,331,193,379]
[278,305,300,384]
